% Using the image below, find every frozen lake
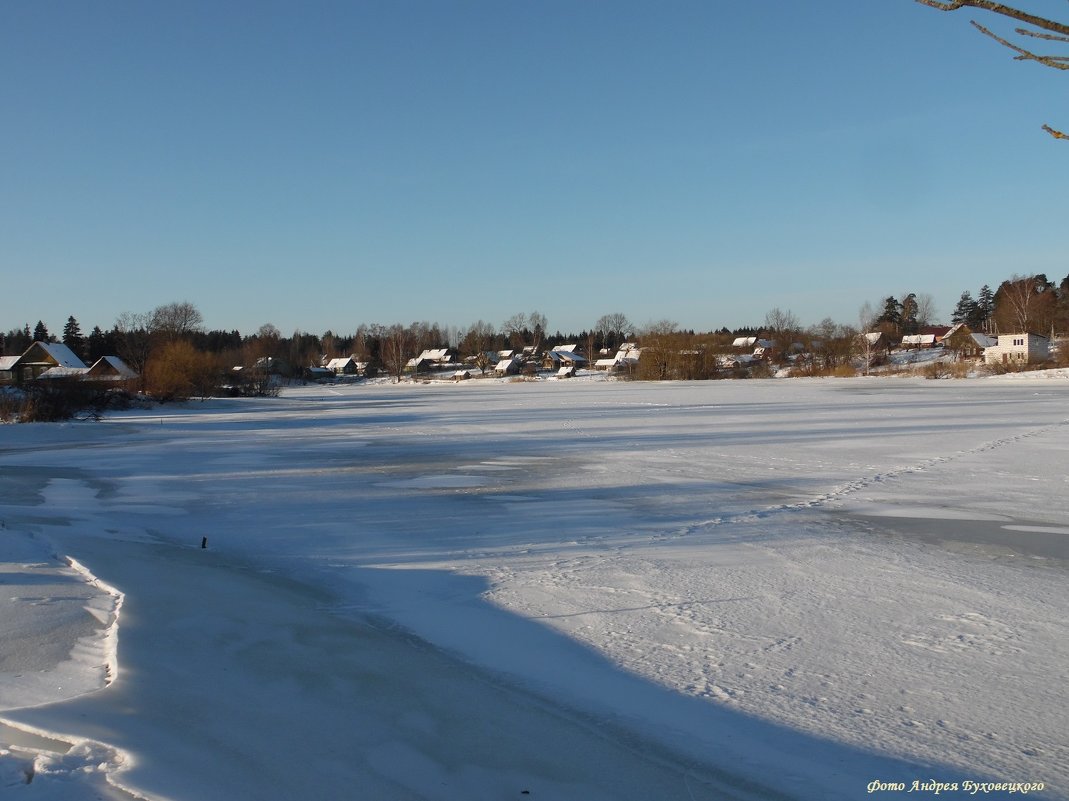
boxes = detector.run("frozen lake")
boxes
[1,377,1067,799]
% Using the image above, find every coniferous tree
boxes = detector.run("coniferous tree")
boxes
[62,316,85,359]
[33,320,50,342]
[900,293,920,335]
[87,326,110,362]
[977,285,996,332]
[876,297,903,332]
[951,291,979,325]
[4,325,32,353]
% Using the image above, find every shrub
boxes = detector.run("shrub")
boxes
[145,341,223,401]
[2,382,133,423]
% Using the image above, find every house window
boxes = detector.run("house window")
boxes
[1013,338,1024,347]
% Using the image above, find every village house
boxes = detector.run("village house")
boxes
[899,334,937,349]
[0,342,137,387]
[324,356,367,376]
[493,357,520,376]
[942,323,996,360]
[542,345,587,370]
[85,356,138,384]
[406,348,455,373]
[594,345,640,373]
[983,333,1051,367]
[2,342,87,383]
[0,355,21,384]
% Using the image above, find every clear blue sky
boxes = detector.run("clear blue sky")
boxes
[2,0,1066,338]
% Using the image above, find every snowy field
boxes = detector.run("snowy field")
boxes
[1,376,1067,800]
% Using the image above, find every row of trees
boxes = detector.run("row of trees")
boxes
[5,271,1069,398]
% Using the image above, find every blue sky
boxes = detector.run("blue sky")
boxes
[2,0,1066,338]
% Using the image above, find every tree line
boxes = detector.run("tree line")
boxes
[4,271,1069,396]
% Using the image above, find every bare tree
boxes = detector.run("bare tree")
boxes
[150,301,204,343]
[595,313,633,351]
[915,0,1068,138]
[528,311,547,353]
[993,273,1057,333]
[501,312,527,335]
[113,311,153,389]
[637,320,679,380]
[460,320,497,367]
[914,292,939,328]
[763,307,800,360]
[381,324,416,383]
[859,300,879,333]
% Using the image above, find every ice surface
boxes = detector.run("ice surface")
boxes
[1,376,1066,799]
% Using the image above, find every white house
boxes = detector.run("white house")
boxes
[983,333,1050,366]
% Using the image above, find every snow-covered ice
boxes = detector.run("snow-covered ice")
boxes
[1,376,1066,799]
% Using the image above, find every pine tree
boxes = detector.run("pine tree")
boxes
[62,316,85,359]
[33,320,50,342]
[951,291,978,325]
[9,324,32,353]
[977,285,996,332]
[87,326,109,361]
[900,293,919,335]
[876,297,902,331]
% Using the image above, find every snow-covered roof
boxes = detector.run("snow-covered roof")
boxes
[551,344,579,353]
[971,333,997,348]
[0,355,19,371]
[37,366,90,380]
[863,332,884,345]
[24,342,87,369]
[546,349,586,364]
[943,323,966,338]
[901,334,936,346]
[325,357,356,371]
[596,349,640,370]
[88,356,137,379]
[732,337,756,348]
[718,354,757,367]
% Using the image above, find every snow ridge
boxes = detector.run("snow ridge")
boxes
[0,547,141,799]
[64,556,124,688]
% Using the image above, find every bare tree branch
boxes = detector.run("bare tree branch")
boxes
[916,1,1068,137]
[914,0,1069,36]
[1015,27,1069,43]
[971,20,1069,68]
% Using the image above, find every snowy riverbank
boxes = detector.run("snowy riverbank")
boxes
[2,377,1067,799]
